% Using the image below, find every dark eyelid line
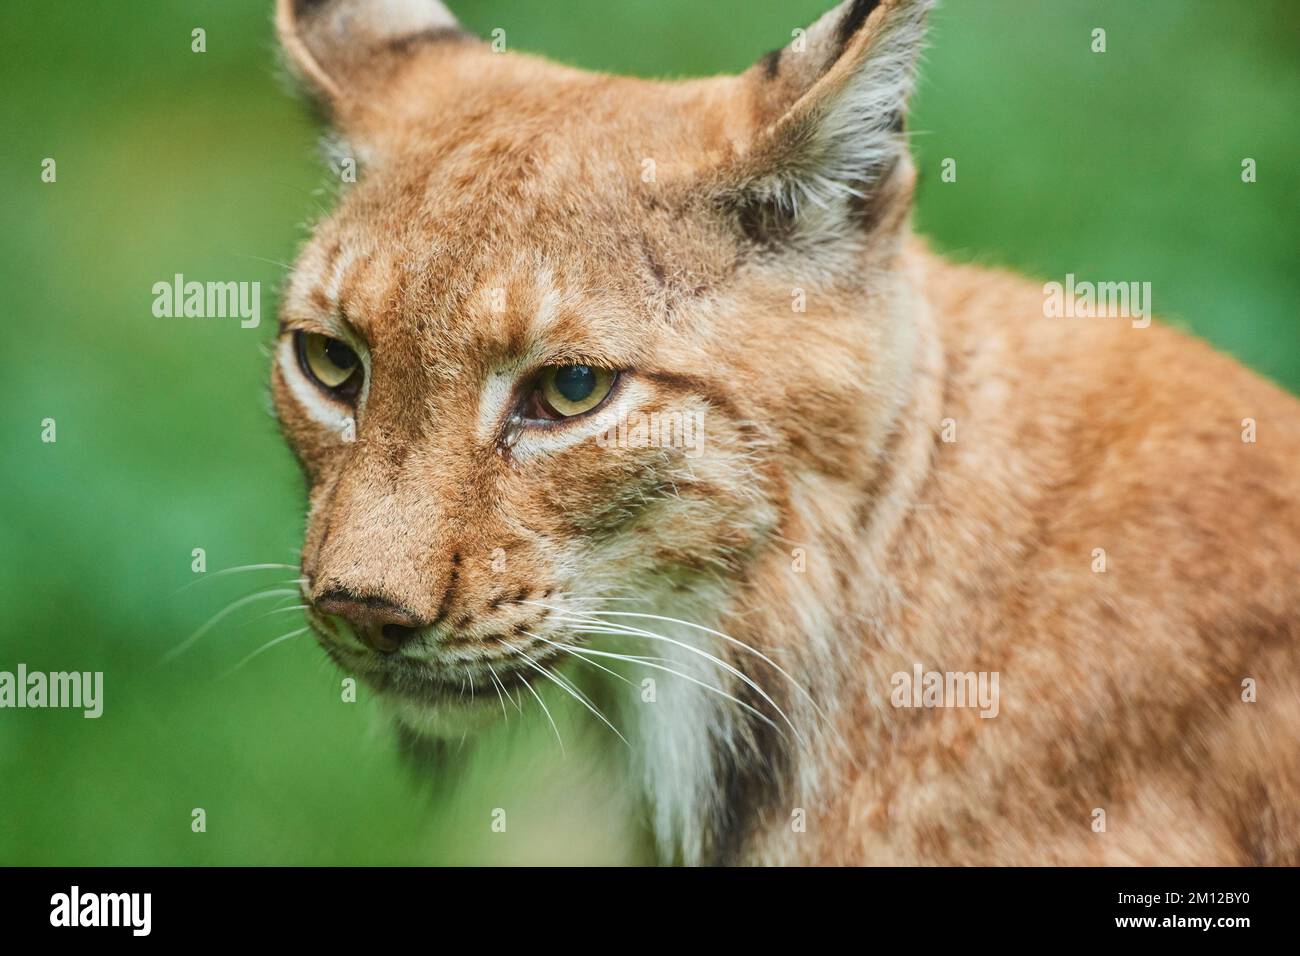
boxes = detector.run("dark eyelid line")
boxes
[278,308,367,351]
[490,358,580,422]
[512,368,627,433]
[295,331,364,403]
[525,347,620,371]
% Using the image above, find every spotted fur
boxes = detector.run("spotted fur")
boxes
[272,0,1300,865]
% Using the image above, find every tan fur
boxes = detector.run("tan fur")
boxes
[271,0,1300,864]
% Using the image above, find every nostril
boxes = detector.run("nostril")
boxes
[313,587,428,653]
[382,623,418,646]
[364,624,419,655]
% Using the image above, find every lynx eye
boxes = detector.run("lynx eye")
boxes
[530,365,616,419]
[296,331,362,399]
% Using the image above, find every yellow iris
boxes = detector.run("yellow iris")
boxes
[298,332,361,391]
[538,365,616,417]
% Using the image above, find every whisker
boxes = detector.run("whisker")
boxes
[518,651,602,712]
[236,601,309,630]
[162,588,300,664]
[517,637,629,747]
[506,647,565,755]
[540,611,807,747]
[547,640,786,740]
[485,664,510,722]
[170,564,300,596]
[232,252,295,273]
[219,626,311,679]
[542,605,829,725]
[255,604,310,619]
[583,605,852,758]
[535,641,636,687]
[499,670,524,714]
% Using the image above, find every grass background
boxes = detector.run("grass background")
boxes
[1,0,1296,864]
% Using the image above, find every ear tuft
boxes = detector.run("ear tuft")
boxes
[836,0,886,48]
[276,0,472,107]
[729,0,932,245]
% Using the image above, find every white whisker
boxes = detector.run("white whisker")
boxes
[171,564,300,596]
[220,626,311,679]
[537,640,636,686]
[162,588,300,664]
[506,648,565,755]
[543,604,830,726]
[542,611,807,746]
[485,664,510,722]
[517,638,629,747]
[548,640,785,740]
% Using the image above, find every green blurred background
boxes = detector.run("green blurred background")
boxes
[1,0,1296,865]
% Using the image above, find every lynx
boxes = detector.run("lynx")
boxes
[271,0,1300,865]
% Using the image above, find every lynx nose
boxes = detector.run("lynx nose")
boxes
[313,589,425,654]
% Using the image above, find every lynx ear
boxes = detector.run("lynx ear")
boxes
[727,0,931,244]
[276,0,474,108]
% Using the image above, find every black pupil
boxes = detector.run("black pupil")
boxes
[554,365,596,402]
[324,338,358,372]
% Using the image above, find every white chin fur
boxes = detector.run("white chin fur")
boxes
[383,693,504,740]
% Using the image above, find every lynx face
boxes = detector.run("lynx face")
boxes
[272,0,927,734]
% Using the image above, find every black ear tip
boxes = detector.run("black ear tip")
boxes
[760,48,782,80]
[383,27,475,55]
[836,0,884,48]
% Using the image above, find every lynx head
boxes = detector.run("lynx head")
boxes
[271,0,930,739]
